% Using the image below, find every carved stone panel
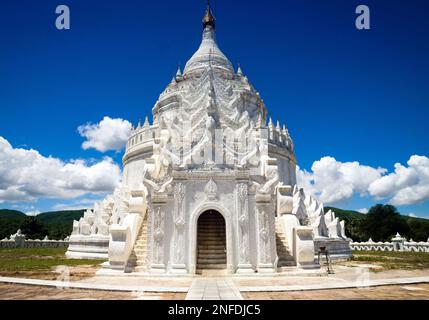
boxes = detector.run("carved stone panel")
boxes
[151,205,165,270]
[237,183,250,266]
[173,183,186,266]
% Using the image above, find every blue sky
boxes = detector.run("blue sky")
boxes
[0,0,428,217]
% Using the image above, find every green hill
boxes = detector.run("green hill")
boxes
[0,209,27,220]
[0,209,27,240]
[325,207,366,221]
[38,210,85,225]
[0,209,85,240]
[326,206,429,242]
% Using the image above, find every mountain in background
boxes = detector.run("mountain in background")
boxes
[325,207,429,242]
[0,209,85,240]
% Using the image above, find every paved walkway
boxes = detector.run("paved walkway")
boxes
[241,283,429,300]
[186,278,243,300]
[0,276,188,293]
[1,282,428,300]
[1,268,429,300]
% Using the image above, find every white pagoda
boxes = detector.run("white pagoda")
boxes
[66,4,351,275]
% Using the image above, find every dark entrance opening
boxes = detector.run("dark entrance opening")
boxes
[196,210,226,274]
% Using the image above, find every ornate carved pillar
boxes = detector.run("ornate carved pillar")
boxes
[171,182,187,274]
[255,193,276,273]
[236,183,254,273]
[149,193,168,273]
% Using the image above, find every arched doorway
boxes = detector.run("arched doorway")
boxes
[196,210,226,274]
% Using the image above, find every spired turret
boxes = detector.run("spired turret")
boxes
[202,1,216,29]
[183,2,234,79]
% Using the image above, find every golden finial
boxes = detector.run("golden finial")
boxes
[203,0,216,29]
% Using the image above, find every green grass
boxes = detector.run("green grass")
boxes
[0,248,102,272]
[351,250,429,271]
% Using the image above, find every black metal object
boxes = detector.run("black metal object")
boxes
[318,246,334,274]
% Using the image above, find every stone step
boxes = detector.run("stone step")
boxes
[198,251,226,256]
[198,240,226,245]
[198,251,226,255]
[198,236,225,239]
[198,245,226,249]
[196,269,228,276]
[198,237,225,241]
[197,231,226,235]
[197,254,226,258]
[135,244,147,248]
[197,258,227,264]
[198,245,225,250]
[198,239,226,243]
[196,252,226,258]
[198,253,226,257]
[196,264,227,269]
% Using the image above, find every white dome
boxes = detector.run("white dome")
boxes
[183,26,234,77]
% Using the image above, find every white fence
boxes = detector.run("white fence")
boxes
[350,233,429,253]
[0,230,69,249]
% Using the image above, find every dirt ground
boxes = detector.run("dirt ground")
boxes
[0,265,99,281]
[0,283,186,300]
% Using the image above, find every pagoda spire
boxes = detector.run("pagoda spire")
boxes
[237,63,244,76]
[203,0,216,29]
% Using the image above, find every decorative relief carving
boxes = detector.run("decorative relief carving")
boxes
[153,206,165,265]
[146,203,153,267]
[237,183,250,264]
[258,207,270,263]
[173,183,186,264]
[204,178,218,200]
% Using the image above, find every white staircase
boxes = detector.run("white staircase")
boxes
[275,219,296,269]
[127,215,148,273]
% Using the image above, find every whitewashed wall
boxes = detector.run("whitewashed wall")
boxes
[350,234,429,253]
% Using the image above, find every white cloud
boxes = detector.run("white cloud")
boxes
[51,197,103,211]
[368,155,429,206]
[297,156,386,204]
[298,155,429,206]
[357,208,368,214]
[78,116,132,152]
[0,136,121,203]
[26,210,41,217]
